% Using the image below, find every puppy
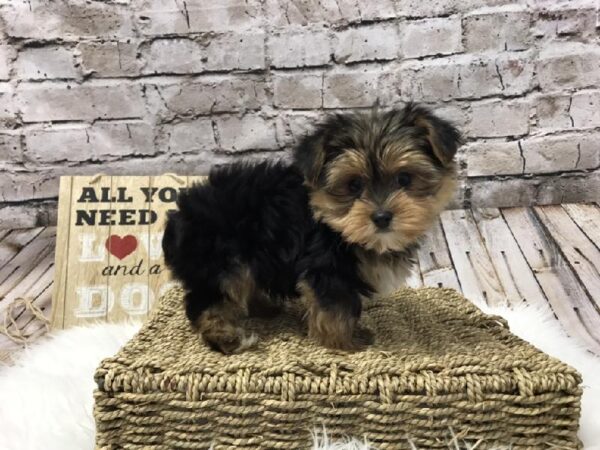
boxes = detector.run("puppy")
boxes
[162,103,462,354]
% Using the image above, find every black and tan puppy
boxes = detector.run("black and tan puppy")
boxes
[162,103,462,354]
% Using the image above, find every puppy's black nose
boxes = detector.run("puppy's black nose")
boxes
[371,210,393,229]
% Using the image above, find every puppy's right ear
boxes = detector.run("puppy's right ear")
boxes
[292,129,326,187]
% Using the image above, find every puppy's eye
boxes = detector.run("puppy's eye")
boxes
[347,177,364,195]
[395,172,412,188]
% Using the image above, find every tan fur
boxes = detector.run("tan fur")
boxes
[310,163,456,254]
[298,281,358,351]
[325,149,370,189]
[416,116,453,165]
[195,265,257,354]
[357,249,414,296]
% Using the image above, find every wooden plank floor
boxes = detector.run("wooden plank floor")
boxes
[1,203,599,360]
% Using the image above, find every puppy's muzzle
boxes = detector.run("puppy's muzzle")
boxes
[371,210,393,230]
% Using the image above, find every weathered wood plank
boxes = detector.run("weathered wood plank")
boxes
[105,176,151,323]
[0,227,44,270]
[50,176,73,329]
[472,208,546,307]
[0,229,11,242]
[61,176,112,328]
[3,265,54,349]
[440,209,506,307]
[0,227,56,305]
[562,203,600,250]
[416,218,461,291]
[534,205,600,312]
[503,207,600,355]
[3,254,54,325]
[0,253,54,354]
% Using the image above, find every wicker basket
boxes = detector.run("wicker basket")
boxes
[94,287,581,449]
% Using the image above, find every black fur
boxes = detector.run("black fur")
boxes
[163,104,462,348]
[162,161,372,325]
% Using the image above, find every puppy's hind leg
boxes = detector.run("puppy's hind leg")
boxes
[188,266,258,354]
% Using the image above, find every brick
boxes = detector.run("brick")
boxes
[275,112,322,147]
[0,45,15,80]
[432,104,470,129]
[273,74,323,109]
[216,115,278,152]
[536,90,600,131]
[570,91,600,129]
[496,54,534,96]
[537,43,600,90]
[401,18,462,59]
[400,56,466,101]
[463,140,523,176]
[0,203,46,229]
[150,77,267,117]
[135,0,262,35]
[3,1,135,38]
[78,41,142,77]
[535,94,571,130]
[94,151,228,176]
[0,132,22,162]
[467,171,600,208]
[528,0,597,11]
[394,0,457,17]
[357,0,395,20]
[536,171,600,205]
[143,39,204,74]
[160,120,217,153]
[25,123,155,163]
[15,46,78,80]
[401,55,532,101]
[464,9,530,52]
[16,83,145,122]
[468,99,529,138]
[269,28,330,68]
[205,32,265,71]
[335,23,400,63]
[521,133,600,174]
[577,134,600,170]
[395,0,515,18]
[523,134,577,175]
[0,171,58,202]
[532,8,598,41]
[466,178,537,208]
[0,84,15,123]
[264,0,360,26]
[323,70,384,108]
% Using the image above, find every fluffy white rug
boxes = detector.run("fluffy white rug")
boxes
[0,301,598,450]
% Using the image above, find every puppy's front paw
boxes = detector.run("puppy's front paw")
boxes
[307,314,359,352]
[311,332,360,352]
[202,326,257,354]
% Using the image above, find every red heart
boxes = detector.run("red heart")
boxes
[105,235,138,260]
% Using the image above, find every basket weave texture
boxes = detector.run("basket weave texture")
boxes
[94,287,582,449]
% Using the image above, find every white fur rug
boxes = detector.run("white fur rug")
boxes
[0,301,598,450]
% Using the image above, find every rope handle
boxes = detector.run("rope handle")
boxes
[0,297,50,344]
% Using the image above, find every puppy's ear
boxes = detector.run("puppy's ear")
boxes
[293,129,326,187]
[404,103,463,166]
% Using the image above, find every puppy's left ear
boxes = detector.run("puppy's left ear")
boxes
[293,129,326,187]
[405,103,463,166]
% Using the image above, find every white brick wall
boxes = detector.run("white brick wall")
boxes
[0,0,599,227]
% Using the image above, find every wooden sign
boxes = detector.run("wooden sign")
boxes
[51,175,205,329]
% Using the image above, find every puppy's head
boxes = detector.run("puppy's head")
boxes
[293,103,462,254]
